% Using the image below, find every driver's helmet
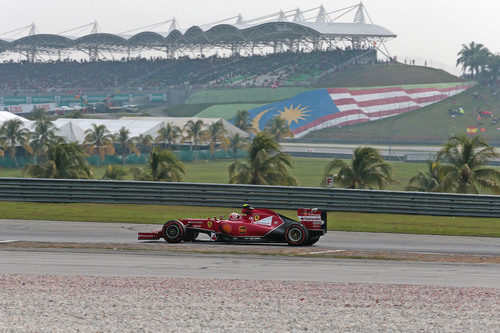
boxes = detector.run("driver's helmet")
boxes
[229,212,240,220]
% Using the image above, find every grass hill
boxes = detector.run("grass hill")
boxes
[185,87,307,105]
[315,63,463,88]
[303,84,500,144]
[195,103,265,119]
[164,103,213,117]
[167,63,466,119]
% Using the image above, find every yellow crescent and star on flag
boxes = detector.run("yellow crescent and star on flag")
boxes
[251,104,312,132]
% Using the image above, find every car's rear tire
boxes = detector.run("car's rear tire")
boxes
[162,220,185,243]
[284,224,309,246]
[183,229,199,242]
[305,235,320,245]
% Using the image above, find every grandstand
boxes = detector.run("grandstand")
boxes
[0,49,375,95]
[0,3,394,96]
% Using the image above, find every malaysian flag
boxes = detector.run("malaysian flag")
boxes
[247,83,471,138]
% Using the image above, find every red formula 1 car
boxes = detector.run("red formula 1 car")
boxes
[138,205,327,246]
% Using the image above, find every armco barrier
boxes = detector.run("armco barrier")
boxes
[0,178,498,218]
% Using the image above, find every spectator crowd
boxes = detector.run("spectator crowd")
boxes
[0,49,375,95]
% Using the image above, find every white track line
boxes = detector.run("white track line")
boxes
[300,249,346,255]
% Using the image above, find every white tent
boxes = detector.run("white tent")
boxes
[53,121,87,143]
[0,111,33,128]
[120,117,250,138]
[0,114,249,144]
[52,118,165,143]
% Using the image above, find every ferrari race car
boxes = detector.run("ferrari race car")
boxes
[138,205,327,246]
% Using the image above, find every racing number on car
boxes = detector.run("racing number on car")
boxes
[239,226,247,235]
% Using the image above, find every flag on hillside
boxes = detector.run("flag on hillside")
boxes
[467,127,478,134]
[246,83,471,138]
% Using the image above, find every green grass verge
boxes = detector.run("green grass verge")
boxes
[1,201,498,237]
[2,157,498,192]
[2,157,498,194]
[0,158,429,191]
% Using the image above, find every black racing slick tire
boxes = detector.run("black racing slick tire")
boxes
[183,229,199,242]
[284,224,309,246]
[162,220,186,243]
[305,236,320,246]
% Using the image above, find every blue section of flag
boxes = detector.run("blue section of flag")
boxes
[247,89,340,131]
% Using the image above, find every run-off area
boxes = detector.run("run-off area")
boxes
[0,274,498,332]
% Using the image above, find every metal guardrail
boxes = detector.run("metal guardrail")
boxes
[0,178,499,218]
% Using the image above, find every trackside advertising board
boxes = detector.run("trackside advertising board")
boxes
[3,103,57,114]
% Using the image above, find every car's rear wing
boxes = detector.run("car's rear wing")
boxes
[297,208,327,233]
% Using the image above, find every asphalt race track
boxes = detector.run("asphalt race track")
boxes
[281,143,500,163]
[1,219,499,288]
[1,250,499,288]
[1,219,499,256]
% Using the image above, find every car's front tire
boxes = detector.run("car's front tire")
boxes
[284,224,309,246]
[162,220,185,243]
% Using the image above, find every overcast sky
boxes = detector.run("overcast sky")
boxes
[1,0,498,71]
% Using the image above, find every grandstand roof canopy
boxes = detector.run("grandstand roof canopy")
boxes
[11,34,72,49]
[0,3,396,59]
[0,22,395,48]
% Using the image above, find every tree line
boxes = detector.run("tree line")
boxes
[321,135,499,194]
[1,109,498,194]
[0,109,291,181]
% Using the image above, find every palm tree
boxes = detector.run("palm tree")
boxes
[229,132,297,186]
[228,133,248,159]
[135,134,154,155]
[436,135,499,194]
[28,107,49,121]
[101,165,127,180]
[264,116,293,141]
[457,42,489,78]
[0,119,33,167]
[203,120,228,159]
[184,119,205,159]
[84,124,115,163]
[232,110,254,133]
[405,160,443,192]
[156,123,182,149]
[114,127,139,165]
[25,142,93,179]
[130,148,184,182]
[322,147,394,189]
[30,119,60,163]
